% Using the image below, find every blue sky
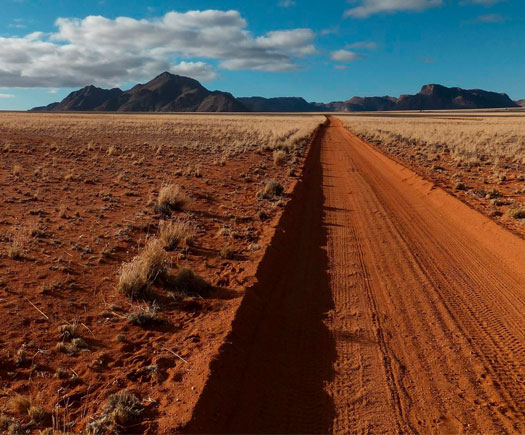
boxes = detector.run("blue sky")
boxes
[0,0,523,109]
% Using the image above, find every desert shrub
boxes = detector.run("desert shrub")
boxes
[509,208,525,219]
[454,182,467,191]
[28,405,51,425]
[260,180,284,200]
[169,267,210,296]
[87,391,143,434]
[155,184,187,215]
[118,239,168,299]
[159,220,195,250]
[58,323,80,340]
[273,150,286,167]
[486,188,502,199]
[128,304,159,326]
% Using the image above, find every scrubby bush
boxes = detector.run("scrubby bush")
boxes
[118,239,168,299]
[155,184,187,215]
[159,220,194,250]
[260,180,284,200]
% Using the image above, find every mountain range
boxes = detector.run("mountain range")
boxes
[31,72,521,113]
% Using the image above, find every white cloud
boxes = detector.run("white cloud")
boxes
[0,10,317,88]
[475,13,504,22]
[0,93,15,98]
[255,29,317,56]
[170,61,217,81]
[460,0,505,5]
[346,41,378,50]
[345,0,442,18]
[330,49,364,62]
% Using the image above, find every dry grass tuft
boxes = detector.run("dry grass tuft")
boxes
[128,304,159,326]
[58,322,80,340]
[155,184,188,215]
[6,233,24,260]
[169,267,210,297]
[260,180,284,200]
[87,391,143,433]
[118,239,168,299]
[159,219,195,250]
[509,208,525,219]
[273,150,287,167]
[220,246,235,260]
[12,164,22,178]
[28,405,51,425]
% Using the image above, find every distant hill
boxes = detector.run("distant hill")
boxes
[31,74,519,113]
[32,72,246,113]
[244,85,517,112]
[237,96,322,112]
[517,99,525,107]
[395,84,518,110]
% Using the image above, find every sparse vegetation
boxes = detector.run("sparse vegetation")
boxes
[0,112,323,434]
[87,391,143,433]
[118,238,169,299]
[156,184,188,215]
[260,180,284,200]
[169,267,210,297]
[159,219,195,250]
[128,304,159,326]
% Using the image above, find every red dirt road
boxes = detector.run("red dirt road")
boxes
[185,116,525,434]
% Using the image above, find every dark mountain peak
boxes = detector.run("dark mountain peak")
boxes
[30,75,518,113]
[419,83,457,96]
[30,72,246,113]
[238,96,320,112]
[140,72,203,91]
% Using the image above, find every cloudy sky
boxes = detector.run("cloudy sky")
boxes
[0,0,523,109]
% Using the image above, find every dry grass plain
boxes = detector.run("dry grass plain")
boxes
[0,112,323,433]
[342,111,525,237]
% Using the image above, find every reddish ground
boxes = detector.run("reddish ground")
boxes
[1,114,524,434]
[185,117,525,434]
[0,115,318,433]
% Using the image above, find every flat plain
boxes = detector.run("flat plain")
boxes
[1,111,524,434]
[0,112,323,433]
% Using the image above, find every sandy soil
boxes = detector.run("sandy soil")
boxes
[1,113,524,433]
[185,116,525,434]
[0,113,322,433]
